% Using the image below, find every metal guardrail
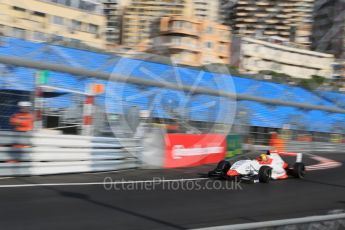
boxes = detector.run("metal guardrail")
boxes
[192,213,345,230]
[0,131,140,176]
[0,147,142,161]
[0,160,138,176]
[1,55,345,114]
[0,131,140,148]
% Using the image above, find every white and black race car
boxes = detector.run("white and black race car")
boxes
[208,151,305,183]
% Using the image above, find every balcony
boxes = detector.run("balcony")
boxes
[162,26,198,37]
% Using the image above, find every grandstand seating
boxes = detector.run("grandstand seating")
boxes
[0,37,344,133]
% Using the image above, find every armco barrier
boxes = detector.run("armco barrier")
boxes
[192,212,345,230]
[286,141,345,153]
[0,131,140,176]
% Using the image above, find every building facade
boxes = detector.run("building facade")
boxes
[121,0,191,48]
[146,16,231,66]
[0,0,106,49]
[226,0,315,48]
[121,0,221,48]
[233,37,335,79]
[311,0,345,59]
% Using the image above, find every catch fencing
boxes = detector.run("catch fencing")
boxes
[0,51,344,175]
[0,130,140,176]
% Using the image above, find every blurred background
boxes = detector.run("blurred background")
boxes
[0,2,345,229]
[0,0,344,146]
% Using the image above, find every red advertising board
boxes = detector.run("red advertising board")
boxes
[164,134,226,168]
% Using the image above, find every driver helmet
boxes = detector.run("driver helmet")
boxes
[259,153,268,162]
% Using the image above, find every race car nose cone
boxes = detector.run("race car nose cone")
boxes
[227,169,240,176]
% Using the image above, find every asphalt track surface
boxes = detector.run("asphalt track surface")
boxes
[0,152,344,230]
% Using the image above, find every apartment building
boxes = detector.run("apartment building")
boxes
[146,16,231,66]
[192,0,219,22]
[233,37,335,79]
[0,0,106,49]
[103,0,130,47]
[121,0,221,48]
[311,0,345,59]
[121,0,190,47]
[227,0,315,48]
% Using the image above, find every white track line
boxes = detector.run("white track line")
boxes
[0,177,208,188]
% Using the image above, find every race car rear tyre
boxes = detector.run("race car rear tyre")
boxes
[258,166,272,183]
[292,163,305,178]
[208,160,231,177]
[217,160,231,172]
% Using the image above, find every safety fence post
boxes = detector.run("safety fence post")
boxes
[34,72,43,131]
[82,95,94,136]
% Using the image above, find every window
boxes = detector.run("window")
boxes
[70,38,81,45]
[171,36,181,44]
[12,27,26,39]
[12,6,26,12]
[88,24,98,34]
[182,21,192,29]
[32,11,46,17]
[71,20,82,30]
[205,26,213,34]
[171,21,182,29]
[79,0,97,12]
[33,31,45,40]
[52,16,64,25]
[205,41,213,49]
[51,35,64,42]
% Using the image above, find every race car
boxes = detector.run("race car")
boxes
[208,151,305,183]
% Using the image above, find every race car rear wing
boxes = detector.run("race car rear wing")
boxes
[271,150,303,162]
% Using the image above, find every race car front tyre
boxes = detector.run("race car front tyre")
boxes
[258,166,272,183]
[292,163,306,179]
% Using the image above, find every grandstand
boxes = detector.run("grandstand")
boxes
[0,37,344,135]
[317,90,345,109]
